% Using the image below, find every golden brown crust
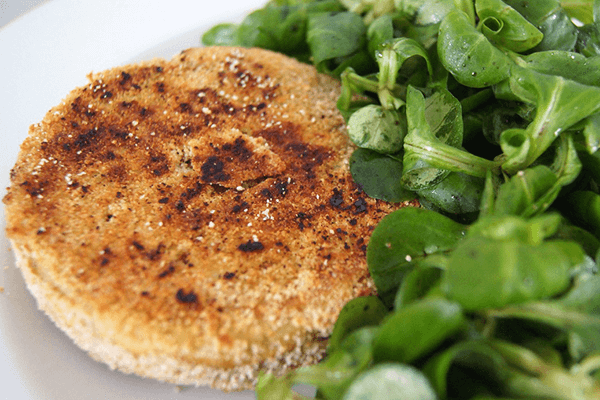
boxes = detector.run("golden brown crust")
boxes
[3,47,411,391]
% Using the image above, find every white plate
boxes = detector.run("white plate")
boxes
[0,1,269,399]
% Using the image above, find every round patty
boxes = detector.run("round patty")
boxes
[3,47,407,391]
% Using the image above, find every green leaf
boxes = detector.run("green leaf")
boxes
[349,148,415,202]
[328,296,388,354]
[581,113,600,154]
[423,340,510,400]
[343,363,438,400]
[576,23,600,57]
[201,23,241,46]
[518,52,600,88]
[552,221,600,258]
[296,327,379,400]
[561,0,595,24]
[475,0,544,53]
[503,0,579,51]
[402,86,500,189]
[489,274,600,361]
[394,265,444,310]
[417,171,486,216]
[376,37,432,109]
[367,14,394,58]
[307,11,367,65]
[501,66,600,175]
[396,0,456,26]
[438,10,512,88]
[347,105,406,153]
[559,191,600,239]
[494,166,558,217]
[443,215,585,310]
[373,298,465,364]
[493,134,582,220]
[256,372,306,400]
[367,207,466,305]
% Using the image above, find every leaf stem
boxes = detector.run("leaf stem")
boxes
[404,140,502,178]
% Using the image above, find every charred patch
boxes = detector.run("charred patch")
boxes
[261,188,273,199]
[176,288,198,304]
[238,240,264,252]
[220,137,253,162]
[73,129,101,149]
[223,271,236,280]
[353,198,368,214]
[232,201,249,214]
[330,188,346,209]
[201,156,230,182]
[274,179,290,197]
[146,243,166,261]
[158,264,176,278]
[146,153,170,177]
[285,142,329,178]
[180,181,203,201]
[295,212,312,231]
[119,71,132,85]
[179,103,192,113]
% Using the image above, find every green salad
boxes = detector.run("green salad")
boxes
[203,1,600,399]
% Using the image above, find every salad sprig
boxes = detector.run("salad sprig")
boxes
[203,0,600,398]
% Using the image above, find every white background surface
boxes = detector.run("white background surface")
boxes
[0,1,268,399]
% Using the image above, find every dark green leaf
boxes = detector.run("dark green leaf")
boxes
[367,207,466,305]
[518,52,600,88]
[559,190,600,239]
[396,0,455,26]
[476,0,543,53]
[328,296,388,354]
[297,327,379,400]
[502,0,579,51]
[552,221,600,258]
[367,14,394,58]
[349,148,414,202]
[373,298,465,364]
[307,12,366,65]
[423,340,510,400]
[501,66,600,175]
[394,265,444,310]
[417,171,485,216]
[438,10,512,88]
[494,166,558,217]
[489,274,600,361]
[443,215,584,310]
[576,24,600,57]
[402,87,500,188]
[347,105,406,153]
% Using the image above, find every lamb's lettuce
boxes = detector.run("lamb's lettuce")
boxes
[203,1,600,398]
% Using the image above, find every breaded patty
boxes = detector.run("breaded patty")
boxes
[3,47,410,391]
